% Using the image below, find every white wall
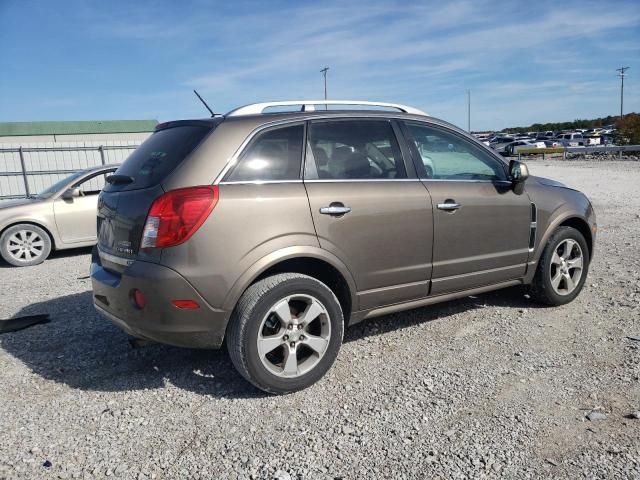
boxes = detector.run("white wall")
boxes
[0,132,152,144]
[0,134,152,198]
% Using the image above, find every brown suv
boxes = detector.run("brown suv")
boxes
[91,101,596,394]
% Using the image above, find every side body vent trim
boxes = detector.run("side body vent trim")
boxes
[529,202,537,251]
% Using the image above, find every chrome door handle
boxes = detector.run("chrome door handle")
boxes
[437,202,461,211]
[320,205,352,216]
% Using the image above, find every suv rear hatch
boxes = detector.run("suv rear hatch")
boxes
[97,121,216,272]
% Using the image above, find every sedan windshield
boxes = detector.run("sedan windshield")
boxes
[37,171,84,199]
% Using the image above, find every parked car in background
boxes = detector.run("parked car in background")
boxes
[557,133,585,147]
[543,139,562,148]
[503,140,546,156]
[601,133,615,145]
[536,132,553,140]
[0,165,118,266]
[91,100,596,394]
[584,134,602,145]
[489,136,516,153]
[473,133,493,143]
[492,135,536,155]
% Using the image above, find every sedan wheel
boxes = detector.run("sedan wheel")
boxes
[8,230,46,262]
[0,224,52,267]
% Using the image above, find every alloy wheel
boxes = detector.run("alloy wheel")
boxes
[549,238,584,295]
[257,294,331,378]
[6,229,46,263]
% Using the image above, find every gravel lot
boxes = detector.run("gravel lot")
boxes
[1,160,639,480]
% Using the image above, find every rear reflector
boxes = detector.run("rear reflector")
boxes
[131,289,146,309]
[171,299,200,310]
[141,186,218,249]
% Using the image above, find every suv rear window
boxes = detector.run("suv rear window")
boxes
[104,125,212,191]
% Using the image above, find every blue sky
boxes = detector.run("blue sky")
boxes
[1,0,638,130]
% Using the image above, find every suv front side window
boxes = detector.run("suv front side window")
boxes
[226,124,304,182]
[306,120,406,180]
[404,122,507,181]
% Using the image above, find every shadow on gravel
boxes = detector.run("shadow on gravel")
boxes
[1,291,261,399]
[1,286,539,398]
[344,285,541,343]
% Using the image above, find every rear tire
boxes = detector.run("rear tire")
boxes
[530,226,589,306]
[227,273,344,394]
[0,224,52,267]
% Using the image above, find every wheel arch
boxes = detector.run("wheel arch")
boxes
[532,213,593,265]
[223,247,357,323]
[558,217,593,259]
[0,220,57,251]
[525,210,595,285]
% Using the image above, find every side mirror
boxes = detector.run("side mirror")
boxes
[509,160,529,183]
[62,187,81,200]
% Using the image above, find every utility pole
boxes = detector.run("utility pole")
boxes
[320,67,329,101]
[617,66,629,119]
[467,90,471,133]
[617,67,629,158]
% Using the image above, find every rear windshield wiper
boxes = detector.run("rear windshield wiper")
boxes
[106,174,134,185]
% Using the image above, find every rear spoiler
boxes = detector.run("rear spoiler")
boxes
[155,119,222,132]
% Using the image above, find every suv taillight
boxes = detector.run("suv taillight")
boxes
[141,186,218,249]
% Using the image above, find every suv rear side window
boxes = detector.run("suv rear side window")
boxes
[225,124,304,182]
[105,125,212,191]
[307,120,406,180]
[404,123,507,181]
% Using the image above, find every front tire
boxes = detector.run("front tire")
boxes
[530,226,589,306]
[227,273,344,394]
[0,224,52,267]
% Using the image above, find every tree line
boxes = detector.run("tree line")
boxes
[502,114,636,133]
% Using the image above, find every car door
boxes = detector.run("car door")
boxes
[401,121,532,295]
[192,122,320,294]
[54,169,114,243]
[304,118,433,310]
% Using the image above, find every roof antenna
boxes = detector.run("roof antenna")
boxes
[193,89,216,117]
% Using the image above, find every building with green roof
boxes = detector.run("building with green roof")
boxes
[0,119,158,144]
[0,120,158,199]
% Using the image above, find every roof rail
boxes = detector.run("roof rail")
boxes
[226,100,428,117]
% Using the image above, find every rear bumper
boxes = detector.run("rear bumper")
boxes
[91,249,230,349]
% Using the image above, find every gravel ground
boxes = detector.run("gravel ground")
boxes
[0,160,639,480]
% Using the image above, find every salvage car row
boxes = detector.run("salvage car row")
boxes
[475,127,617,156]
